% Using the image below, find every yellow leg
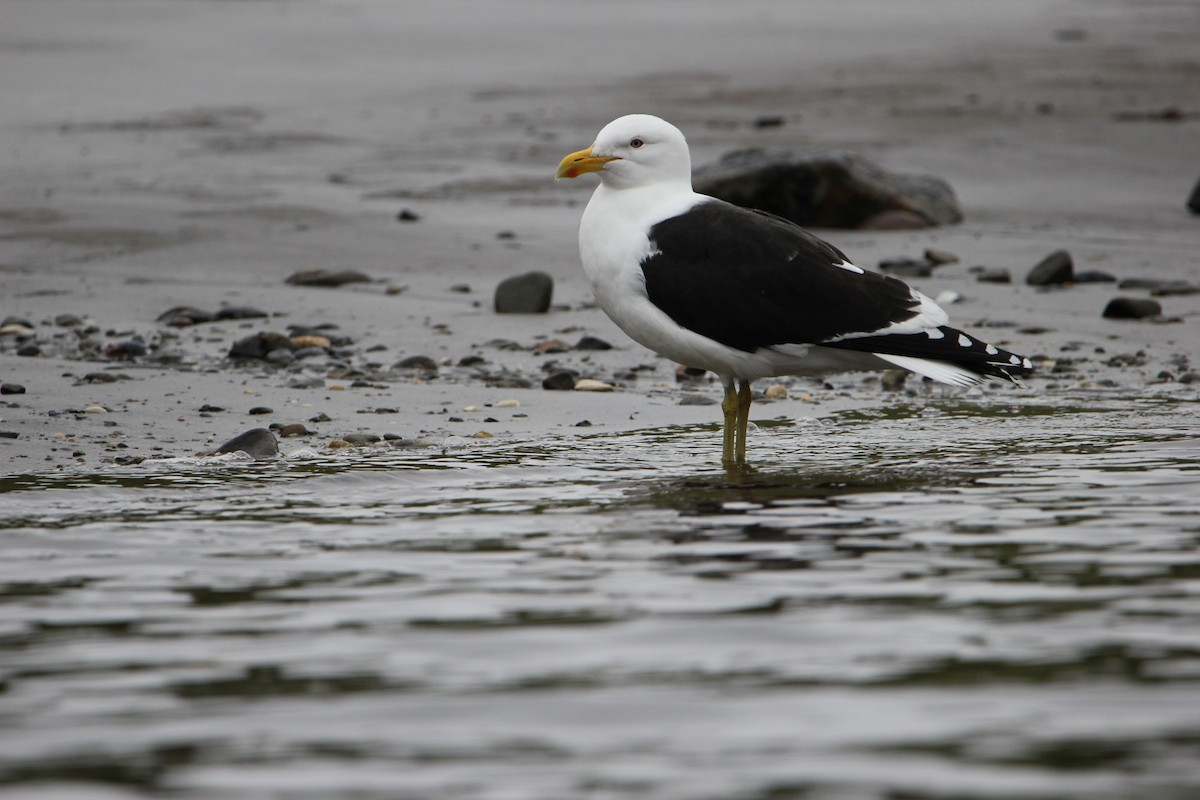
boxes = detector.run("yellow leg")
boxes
[720,379,738,466]
[735,379,753,464]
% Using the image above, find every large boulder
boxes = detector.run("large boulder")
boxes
[692,149,962,229]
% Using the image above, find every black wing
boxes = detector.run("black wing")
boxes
[640,200,923,353]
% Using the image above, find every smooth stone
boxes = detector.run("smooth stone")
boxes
[1073,270,1117,283]
[1187,176,1200,214]
[397,208,420,222]
[534,339,570,353]
[542,370,578,391]
[199,404,225,412]
[157,306,215,326]
[265,348,295,366]
[574,378,614,392]
[976,267,1012,284]
[0,383,26,395]
[285,269,372,287]
[1118,277,1177,290]
[342,433,382,445]
[292,347,327,360]
[83,405,108,413]
[54,313,82,327]
[16,344,40,357]
[1103,297,1162,319]
[277,423,311,437]
[216,428,279,459]
[395,355,438,372]
[764,384,788,399]
[228,331,294,360]
[923,248,960,265]
[494,271,554,313]
[288,377,325,389]
[248,406,274,415]
[679,393,717,406]
[693,149,962,229]
[575,335,613,351]
[215,306,269,320]
[1,323,35,336]
[2,316,34,329]
[1026,250,1074,285]
[0,431,18,439]
[105,340,147,358]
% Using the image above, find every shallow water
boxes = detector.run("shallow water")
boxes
[2,394,1199,800]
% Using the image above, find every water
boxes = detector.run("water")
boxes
[2,393,1200,800]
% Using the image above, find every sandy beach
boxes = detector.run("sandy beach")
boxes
[2,0,1198,469]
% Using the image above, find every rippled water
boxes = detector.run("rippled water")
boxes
[2,394,1199,800]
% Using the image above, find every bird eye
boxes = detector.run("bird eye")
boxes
[630,137,644,149]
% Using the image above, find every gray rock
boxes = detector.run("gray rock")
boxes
[575,335,613,351]
[879,257,935,278]
[1103,297,1162,319]
[976,267,1012,284]
[54,313,82,327]
[228,331,294,360]
[394,355,438,372]
[679,393,717,406]
[216,428,278,459]
[265,348,295,367]
[542,370,578,391]
[0,383,26,394]
[1187,176,1200,214]
[342,433,382,445]
[1026,250,1074,286]
[494,271,554,313]
[215,306,269,320]
[692,149,962,229]
[157,306,215,326]
[1073,270,1117,283]
[285,269,372,287]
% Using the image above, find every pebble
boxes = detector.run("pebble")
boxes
[215,306,268,321]
[473,430,494,439]
[248,406,274,415]
[494,271,554,313]
[1073,270,1117,283]
[199,404,225,412]
[0,383,26,395]
[976,267,1012,284]
[1,323,35,336]
[534,339,570,353]
[397,208,420,222]
[542,370,578,391]
[215,427,279,460]
[0,431,18,439]
[54,313,83,327]
[1188,176,1200,214]
[84,405,108,414]
[285,269,372,287]
[1026,250,1074,285]
[104,339,147,359]
[342,433,382,445]
[276,423,311,437]
[575,335,613,351]
[679,393,717,406]
[574,379,614,392]
[1103,297,1162,320]
[923,248,960,265]
[764,383,788,399]
[290,335,331,349]
[574,420,593,427]
[309,412,332,423]
[265,348,295,366]
[496,399,520,408]
[229,331,294,360]
[16,344,40,357]
[157,306,216,326]
[395,355,438,372]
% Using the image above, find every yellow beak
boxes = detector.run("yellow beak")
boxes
[556,146,619,179]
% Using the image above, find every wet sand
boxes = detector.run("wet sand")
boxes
[2,0,1198,471]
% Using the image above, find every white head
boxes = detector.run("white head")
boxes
[556,114,692,191]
